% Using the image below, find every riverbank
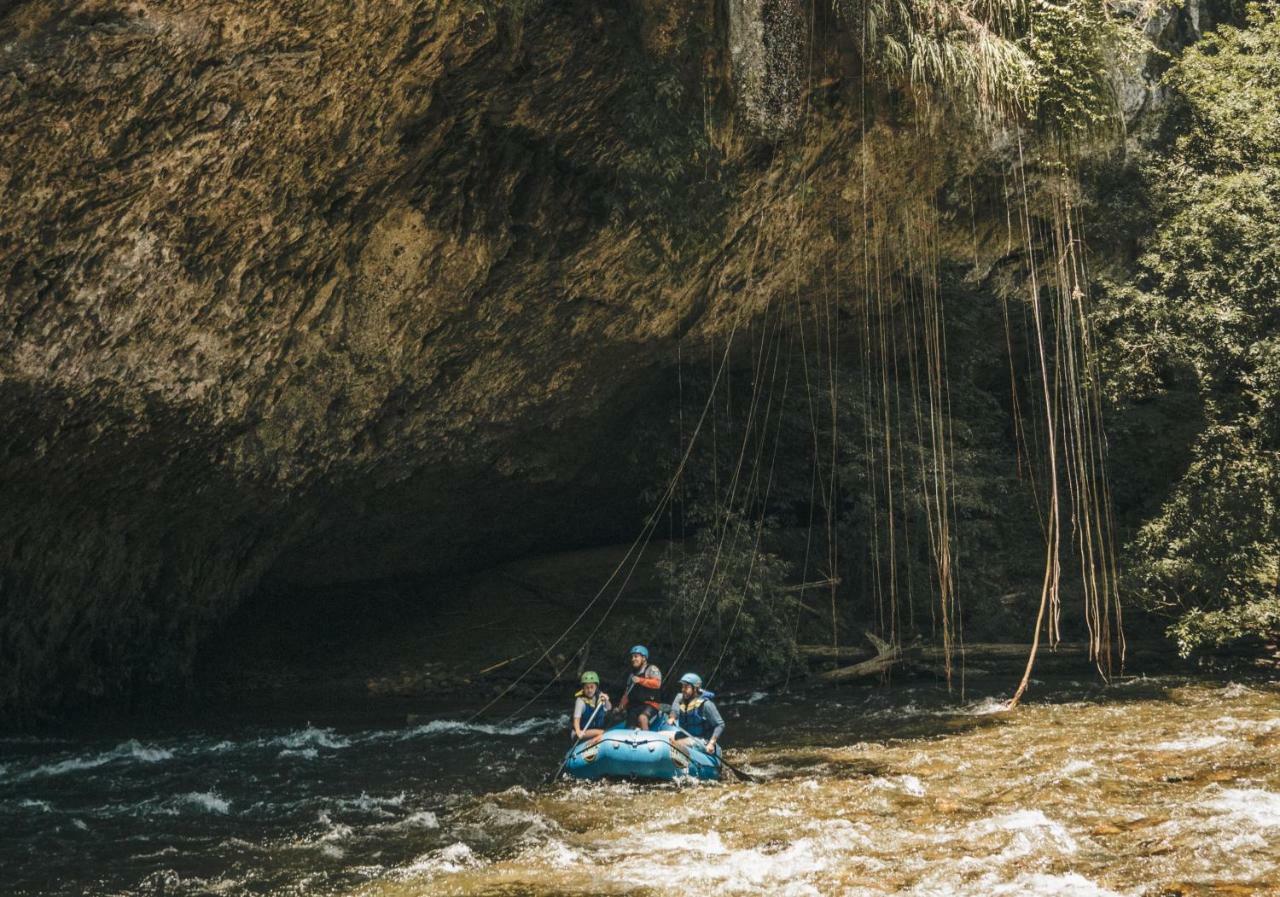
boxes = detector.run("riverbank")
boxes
[188,537,1215,720]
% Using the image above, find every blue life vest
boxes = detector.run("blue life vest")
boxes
[675,691,717,739]
[575,690,607,730]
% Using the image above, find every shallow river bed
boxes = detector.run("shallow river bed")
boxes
[3,677,1278,896]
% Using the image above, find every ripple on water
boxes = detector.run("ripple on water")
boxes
[911,871,1125,897]
[401,841,479,879]
[397,715,565,740]
[1149,735,1232,751]
[962,810,1079,861]
[6,678,1280,897]
[612,831,828,896]
[19,740,174,780]
[1201,787,1280,828]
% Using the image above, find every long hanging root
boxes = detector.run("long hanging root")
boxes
[1006,142,1122,708]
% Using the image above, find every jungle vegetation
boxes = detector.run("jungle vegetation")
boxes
[639,1,1279,682]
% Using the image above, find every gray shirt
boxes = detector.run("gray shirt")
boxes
[670,693,725,742]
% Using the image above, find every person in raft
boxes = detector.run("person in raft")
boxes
[572,671,611,744]
[667,672,724,754]
[617,645,662,730]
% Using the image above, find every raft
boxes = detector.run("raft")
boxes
[562,720,722,781]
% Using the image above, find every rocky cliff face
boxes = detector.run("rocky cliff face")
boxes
[1,0,1173,720]
[0,0,766,717]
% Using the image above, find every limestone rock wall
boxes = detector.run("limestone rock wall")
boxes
[0,0,1030,720]
[0,0,725,717]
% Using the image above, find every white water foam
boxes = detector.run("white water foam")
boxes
[269,726,351,751]
[913,871,1125,897]
[336,792,407,814]
[21,740,173,780]
[964,697,1012,716]
[1216,715,1280,735]
[1219,682,1256,699]
[1058,759,1097,780]
[870,775,927,797]
[463,802,561,846]
[398,715,565,740]
[613,831,826,896]
[400,842,478,878]
[1201,788,1280,828]
[388,810,440,830]
[1149,735,1231,751]
[131,846,180,860]
[965,810,1078,859]
[278,747,318,760]
[897,775,926,797]
[177,791,231,814]
[129,791,231,816]
[309,811,355,858]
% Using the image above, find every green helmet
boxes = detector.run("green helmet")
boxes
[580,671,600,685]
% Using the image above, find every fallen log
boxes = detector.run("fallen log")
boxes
[797,644,873,663]
[800,641,1168,665]
[813,632,919,684]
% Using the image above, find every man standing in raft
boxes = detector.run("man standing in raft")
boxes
[668,672,724,755]
[572,671,611,745]
[618,645,662,730]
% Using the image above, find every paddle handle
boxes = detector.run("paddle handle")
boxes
[549,697,607,784]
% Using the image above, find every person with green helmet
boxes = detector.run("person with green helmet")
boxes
[668,672,724,754]
[572,671,611,744]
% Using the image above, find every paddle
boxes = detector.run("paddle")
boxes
[665,725,760,783]
[545,683,620,785]
[716,752,761,784]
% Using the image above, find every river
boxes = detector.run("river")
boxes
[3,676,1278,896]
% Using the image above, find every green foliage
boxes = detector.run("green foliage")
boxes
[840,0,1040,111]
[1028,0,1138,140]
[829,291,1049,640]
[1097,4,1280,654]
[839,0,1143,139]
[654,510,797,682]
[637,276,1050,658]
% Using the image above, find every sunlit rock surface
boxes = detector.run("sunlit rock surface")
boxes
[0,0,1211,718]
[0,0,733,716]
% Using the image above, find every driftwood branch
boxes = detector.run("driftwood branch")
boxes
[797,644,872,663]
[478,650,533,675]
[813,632,915,684]
[778,578,842,594]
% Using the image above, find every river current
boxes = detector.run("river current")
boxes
[3,676,1278,896]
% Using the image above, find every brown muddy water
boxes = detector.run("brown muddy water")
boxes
[3,676,1278,896]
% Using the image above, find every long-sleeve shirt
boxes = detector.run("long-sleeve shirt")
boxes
[671,695,725,742]
[620,664,662,707]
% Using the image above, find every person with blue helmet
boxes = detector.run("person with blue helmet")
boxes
[617,645,662,730]
[668,672,724,753]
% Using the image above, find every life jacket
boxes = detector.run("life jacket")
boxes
[574,690,607,729]
[627,664,662,708]
[675,691,717,739]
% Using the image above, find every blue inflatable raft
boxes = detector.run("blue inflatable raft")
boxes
[562,720,721,781]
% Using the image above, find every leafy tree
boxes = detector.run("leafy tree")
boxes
[1097,4,1280,654]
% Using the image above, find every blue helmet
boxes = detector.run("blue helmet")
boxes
[629,645,649,659]
[679,672,703,688]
